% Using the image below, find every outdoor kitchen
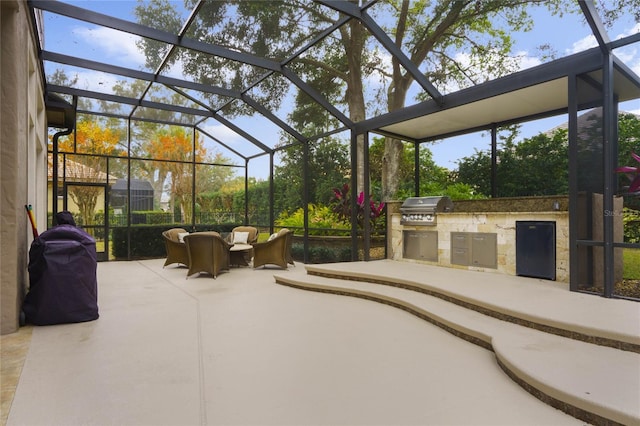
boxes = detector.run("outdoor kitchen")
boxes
[387,196,572,282]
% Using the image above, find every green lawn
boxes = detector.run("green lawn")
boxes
[623,248,640,279]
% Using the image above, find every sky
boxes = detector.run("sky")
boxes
[41,1,640,178]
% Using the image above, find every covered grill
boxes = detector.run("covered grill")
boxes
[400,196,453,226]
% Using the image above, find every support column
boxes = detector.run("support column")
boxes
[1,0,29,334]
[1,0,46,334]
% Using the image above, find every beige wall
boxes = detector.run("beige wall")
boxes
[1,0,47,334]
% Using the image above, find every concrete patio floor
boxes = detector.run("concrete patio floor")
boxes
[2,258,638,425]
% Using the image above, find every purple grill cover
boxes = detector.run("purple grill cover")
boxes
[23,225,99,325]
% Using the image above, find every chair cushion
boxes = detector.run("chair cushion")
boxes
[267,233,278,241]
[178,232,189,243]
[233,231,250,244]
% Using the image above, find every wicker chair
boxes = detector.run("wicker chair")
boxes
[252,228,295,269]
[226,226,259,245]
[162,228,190,268]
[184,231,232,278]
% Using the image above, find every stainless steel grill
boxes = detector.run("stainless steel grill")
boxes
[400,196,453,226]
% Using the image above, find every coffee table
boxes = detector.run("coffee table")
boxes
[230,244,253,266]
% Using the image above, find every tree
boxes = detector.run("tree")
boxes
[112,77,238,218]
[456,112,640,199]
[139,126,225,221]
[455,127,569,197]
[57,118,125,225]
[274,137,351,214]
[111,79,205,210]
[369,136,453,199]
[133,0,637,203]
[378,0,637,199]
[456,149,493,197]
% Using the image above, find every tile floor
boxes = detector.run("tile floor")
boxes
[1,326,32,426]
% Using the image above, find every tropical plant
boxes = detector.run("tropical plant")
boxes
[331,183,385,233]
[616,151,640,194]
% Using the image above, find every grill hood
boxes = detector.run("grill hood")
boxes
[400,196,453,225]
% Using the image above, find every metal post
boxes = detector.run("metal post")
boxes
[363,131,370,261]
[602,52,615,298]
[414,141,420,196]
[303,141,310,264]
[568,74,579,292]
[191,127,197,229]
[491,124,497,198]
[244,158,249,225]
[350,130,359,261]
[269,152,274,234]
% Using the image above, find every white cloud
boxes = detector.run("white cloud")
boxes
[513,50,542,71]
[614,23,640,41]
[71,24,190,88]
[159,58,189,80]
[74,26,146,68]
[617,49,640,81]
[567,34,598,55]
[200,123,246,146]
[437,49,540,93]
[612,25,640,76]
[566,23,640,56]
[615,47,637,64]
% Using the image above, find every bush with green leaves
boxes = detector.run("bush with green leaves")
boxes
[275,204,349,236]
[623,207,640,243]
[291,243,352,264]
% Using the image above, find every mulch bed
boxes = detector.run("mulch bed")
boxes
[580,279,640,300]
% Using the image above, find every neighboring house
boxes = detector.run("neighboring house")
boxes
[47,155,116,216]
[110,179,155,212]
[544,107,639,137]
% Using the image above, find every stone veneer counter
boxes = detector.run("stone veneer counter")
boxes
[389,197,570,283]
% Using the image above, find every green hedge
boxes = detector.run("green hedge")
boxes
[623,208,640,243]
[112,223,241,260]
[291,243,352,264]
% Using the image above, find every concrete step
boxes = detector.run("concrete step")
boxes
[304,260,640,351]
[273,265,640,426]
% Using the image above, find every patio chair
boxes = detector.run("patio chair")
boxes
[227,226,259,245]
[252,228,295,269]
[184,231,232,278]
[162,228,190,268]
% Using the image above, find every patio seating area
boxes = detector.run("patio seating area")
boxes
[162,227,293,278]
[2,259,638,425]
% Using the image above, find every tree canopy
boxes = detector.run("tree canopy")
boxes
[455,112,640,199]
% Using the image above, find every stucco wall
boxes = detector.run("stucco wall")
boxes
[1,0,47,334]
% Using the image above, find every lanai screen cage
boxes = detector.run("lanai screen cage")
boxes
[31,0,640,298]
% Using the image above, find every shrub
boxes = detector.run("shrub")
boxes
[331,183,386,233]
[276,204,349,236]
[291,243,352,264]
[111,223,241,259]
[623,208,640,243]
